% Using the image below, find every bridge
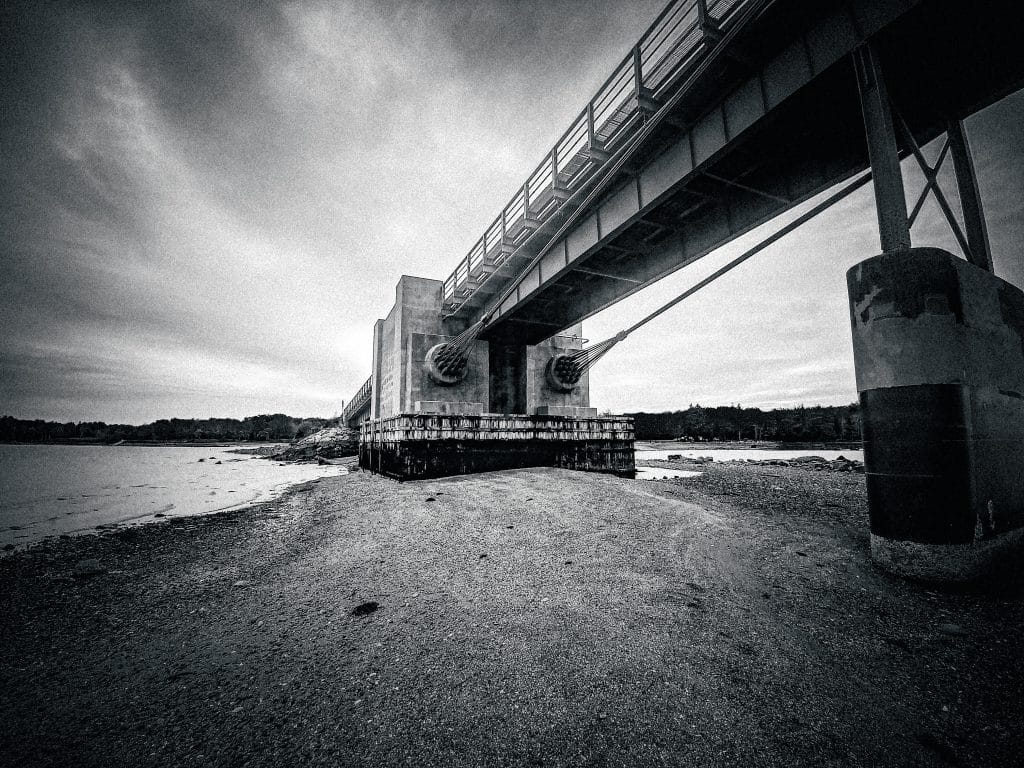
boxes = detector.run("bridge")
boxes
[342,0,1024,583]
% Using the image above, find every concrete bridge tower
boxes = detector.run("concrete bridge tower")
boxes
[356,275,634,480]
[367,276,595,421]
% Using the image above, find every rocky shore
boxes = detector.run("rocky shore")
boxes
[658,453,865,472]
[267,425,359,462]
[2,461,1022,767]
[229,426,360,463]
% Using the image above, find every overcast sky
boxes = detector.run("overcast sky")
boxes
[2,0,1022,424]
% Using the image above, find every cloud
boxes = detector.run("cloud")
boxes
[1,1,1021,422]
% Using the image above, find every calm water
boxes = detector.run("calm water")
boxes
[0,444,347,549]
[635,467,703,481]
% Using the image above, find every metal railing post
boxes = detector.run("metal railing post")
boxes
[633,44,644,97]
[696,0,710,28]
[586,101,609,161]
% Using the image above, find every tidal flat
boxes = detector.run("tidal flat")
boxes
[1,461,1022,767]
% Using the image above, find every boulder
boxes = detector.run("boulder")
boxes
[273,425,359,462]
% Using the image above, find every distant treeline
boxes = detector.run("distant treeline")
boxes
[0,414,332,444]
[3,404,862,444]
[626,403,862,442]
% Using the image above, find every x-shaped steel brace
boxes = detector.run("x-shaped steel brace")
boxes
[891,107,975,263]
[906,138,950,228]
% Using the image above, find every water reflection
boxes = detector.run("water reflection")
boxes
[634,467,702,481]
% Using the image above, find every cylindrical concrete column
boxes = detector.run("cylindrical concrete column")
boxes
[847,247,1024,582]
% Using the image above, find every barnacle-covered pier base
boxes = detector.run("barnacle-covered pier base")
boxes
[359,414,634,481]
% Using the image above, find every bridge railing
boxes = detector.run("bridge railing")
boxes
[441,0,750,312]
[342,376,373,424]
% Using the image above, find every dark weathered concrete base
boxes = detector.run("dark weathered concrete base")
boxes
[870,531,1024,584]
[848,247,1024,583]
[359,414,634,480]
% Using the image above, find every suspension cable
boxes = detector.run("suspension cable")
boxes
[560,169,874,378]
[430,317,489,378]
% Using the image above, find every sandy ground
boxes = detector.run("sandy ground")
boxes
[1,461,1022,767]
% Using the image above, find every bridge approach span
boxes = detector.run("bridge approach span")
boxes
[436,0,1024,345]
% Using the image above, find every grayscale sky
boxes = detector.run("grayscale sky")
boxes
[2,0,1022,423]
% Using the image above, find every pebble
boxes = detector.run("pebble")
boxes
[352,601,379,617]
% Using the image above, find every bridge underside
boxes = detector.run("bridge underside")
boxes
[347,0,1024,583]
[475,0,1024,345]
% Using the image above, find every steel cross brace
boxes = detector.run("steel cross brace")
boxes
[891,107,976,265]
[906,137,950,228]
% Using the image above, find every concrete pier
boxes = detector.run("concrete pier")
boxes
[359,414,635,480]
[847,247,1024,582]
[361,274,632,480]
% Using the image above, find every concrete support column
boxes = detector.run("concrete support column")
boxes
[847,247,1024,582]
[371,275,488,418]
[370,319,385,420]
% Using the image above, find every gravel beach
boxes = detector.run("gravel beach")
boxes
[2,460,1022,767]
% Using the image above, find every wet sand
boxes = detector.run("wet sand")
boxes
[1,461,1022,767]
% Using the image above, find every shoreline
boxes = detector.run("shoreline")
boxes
[0,446,350,553]
[2,463,1022,766]
[0,440,288,448]
[2,439,863,449]
[1,475,338,557]
[635,439,863,451]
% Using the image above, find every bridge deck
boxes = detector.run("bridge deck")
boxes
[441,0,749,315]
[443,0,1024,345]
